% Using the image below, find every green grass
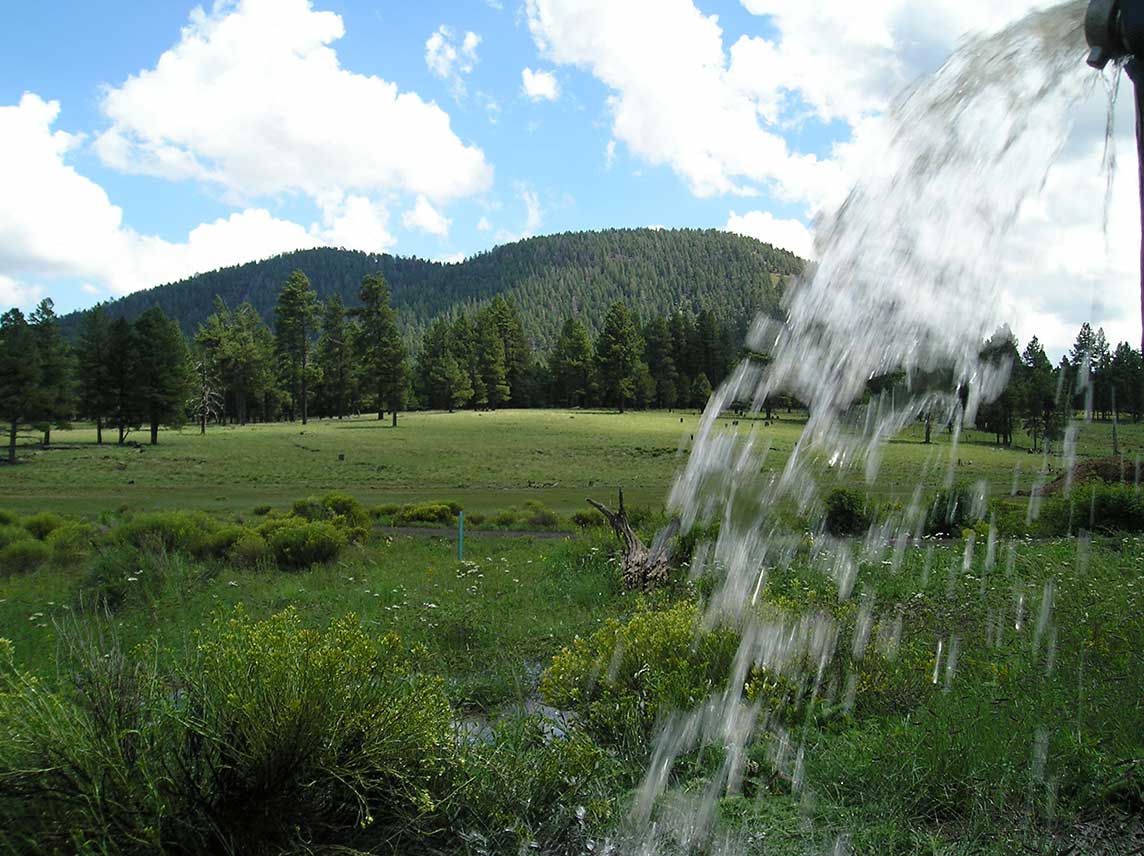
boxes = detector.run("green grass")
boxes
[3,409,1141,517]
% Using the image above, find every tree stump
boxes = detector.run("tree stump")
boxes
[587,489,679,591]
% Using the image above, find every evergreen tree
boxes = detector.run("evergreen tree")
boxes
[976,327,1021,446]
[491,296,533,407]
[1020,337,1059,452]
[1109,341,1143,423]
[29,298,74,446]
[418,319,473,411]
[548,317,594,407]
[692,372,714,409]
[642,316,678,408]
[274,270,318,424]
[0,309,42,464]
[76,306,113,444]
[595,302,645,413]
[106,317,139,445]
[357,274,406,425]
[134,307,191,445]
[316,294,355,419]
[475,307,510,408]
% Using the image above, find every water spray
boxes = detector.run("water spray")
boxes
[1086,0,1144,351]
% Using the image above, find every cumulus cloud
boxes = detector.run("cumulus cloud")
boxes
[426,25,482,96]
[0,93,395,305]
[725,210,815,260]
[521,68,560,101]
[402,195,452,237]
[95,0,492,204]
[0,275,45,311]
[476,216,493,232]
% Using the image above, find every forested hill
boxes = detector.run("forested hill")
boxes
[60,228,803,350]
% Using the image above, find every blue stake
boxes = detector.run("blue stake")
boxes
[458,511,464,562]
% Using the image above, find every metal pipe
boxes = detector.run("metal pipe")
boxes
[1087,0,1144,352]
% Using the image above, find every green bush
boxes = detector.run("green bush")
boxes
[229,531,270,568]
[824,488,871,536]
[523,500,560,529]
[320,492,370,530]
[466,512,487,526]
[0,609,457,854]
[394,502,457,525]
[0,509,17,526]
[21,511,64,540]
[371,503,401,520]
[252,504,272,516]
[491,509,519,528]
[291,497,329,522]
[0,539,50,574]
[924,484,979,536]
[570,509,606,528]
[113,511,218,556]
[541,602,740,751]
[1039,483,1144,535]
[45,522,97,565]
[204,524,248,560]
[259,518,346,569]
[0,524,33,551]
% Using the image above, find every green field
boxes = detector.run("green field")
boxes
[1,410,1141,853]
[3,409,1139,516]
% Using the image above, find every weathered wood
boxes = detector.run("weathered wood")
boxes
[587,489,679,591]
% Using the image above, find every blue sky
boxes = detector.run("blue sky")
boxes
[0,0,1139,354]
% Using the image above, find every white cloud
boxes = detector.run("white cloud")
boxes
[725,210,814,260]
[0,275,45,311]
[436,252,467,264]
[476,216,493,232]
[0,93,395,305]
[604,139,617,169]
[402,195,452,237]
[521,67,560,101]
[426,25,482,96]
[494,186,544,244]
[96,0,492,205]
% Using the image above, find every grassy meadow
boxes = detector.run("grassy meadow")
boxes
[0,409,1141,853]
[2,408,1140,516]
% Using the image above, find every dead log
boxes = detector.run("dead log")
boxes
[587,489,680,591]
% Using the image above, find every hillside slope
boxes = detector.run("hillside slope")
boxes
[62,228,803,349]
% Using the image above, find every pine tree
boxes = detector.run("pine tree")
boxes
[491,297,532,407]
[316,294,355,419]
[1021,336,1058,452]
[692,372,713,409]
[134,307,190,445]
[357,274,406,426]
[549,317,594,407]
[595,302,645,413]
[106,317,139,445]
[274,270,318,424]
[475,307,510,408]
[76,306,113,444]
[29,299,74,446]
[642,316,678,408]
[0,309,42,464]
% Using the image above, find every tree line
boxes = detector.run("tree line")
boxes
[2,269,1142,463]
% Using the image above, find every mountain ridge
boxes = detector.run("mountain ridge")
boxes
[60,228,804,350]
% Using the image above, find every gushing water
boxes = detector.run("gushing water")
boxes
[627,2,1100,851]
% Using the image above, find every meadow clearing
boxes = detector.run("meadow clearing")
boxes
[0,410,1141,853]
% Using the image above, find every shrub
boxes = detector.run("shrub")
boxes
[229,531,270,568]
[113,511,218,556]
[570,509,607,528]
[291,497,329,522]
[394,503,457,526]
[0,539,50,574]
[1039,483,1144,535]
[923,484,979,536]
[824,488,870,536]
[466,512,486,526]
[0,524,33,551]
[541,602,740,751]
[523,500,560,529]
[260,518,346,569]
[252,504,272,516]
[21,511,64,540]
[491,509,519,528]
[204,524,248,560]
[0,509,17,526]
[320,492,370,530]
[371,503,401,520]
[0,609,457,854]
[45,522,97,565]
